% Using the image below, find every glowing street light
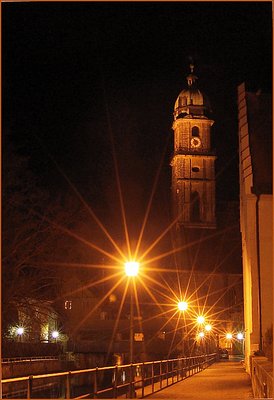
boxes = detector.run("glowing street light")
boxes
[198,331,205,338]
[197,315,205,324]
[205,324,212,332]
[52,331,59,339]
[16,326,24,343]
[226,333,233,340]
[237,332,244,340]
[16,327,24,336]
[125,261,139,277]
[178,301,188,311]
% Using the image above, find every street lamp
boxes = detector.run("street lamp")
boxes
[52,330,59,342]
[17,327,24,336]
[125,261,139,277]
[197,315,205,324]
[16,327,24,342]
[178,301,188,311]
[237,332,244,355]
[125,261,140,363]
[125,261,139,399]
[178,301,188,355]
[204,324,212,353]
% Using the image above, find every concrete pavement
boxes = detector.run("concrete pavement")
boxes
[141,358,254,399]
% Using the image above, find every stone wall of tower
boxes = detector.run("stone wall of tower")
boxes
[173,119,214,152]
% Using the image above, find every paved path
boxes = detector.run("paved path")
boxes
[140,359,253,399]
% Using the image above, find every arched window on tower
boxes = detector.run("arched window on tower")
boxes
[190,191,200,222]
[192,126,200,137]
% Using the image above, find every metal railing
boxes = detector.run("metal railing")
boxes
[1,353,217,399]
[2,356,59,363]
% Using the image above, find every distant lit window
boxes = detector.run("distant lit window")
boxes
[192,126,199,137]
[65,300,72,310]
[192,167,200,173]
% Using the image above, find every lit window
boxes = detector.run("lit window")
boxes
[65,300,72,310]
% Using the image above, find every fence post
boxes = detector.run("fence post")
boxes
[113,365,118,398]
[27,375,33,399]
[151,362,155,394]
[141,362,145,398]
[160,361,162,389]
[93,367,98,398]
[166,361,169,386]
[129,363,135,398]
[65,372,72,399]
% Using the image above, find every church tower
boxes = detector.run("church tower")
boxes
[171,64,216,229]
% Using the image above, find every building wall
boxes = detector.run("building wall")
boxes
[259,195,273,342]
[238,83,273,373]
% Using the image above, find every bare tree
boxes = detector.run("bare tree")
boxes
[2,140,88,336]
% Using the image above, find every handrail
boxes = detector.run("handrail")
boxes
[2,355,59,363]
[1,353,217,399]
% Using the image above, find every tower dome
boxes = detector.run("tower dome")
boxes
[174,64,211,120]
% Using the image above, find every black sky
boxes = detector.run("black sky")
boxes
[3,2,272,211]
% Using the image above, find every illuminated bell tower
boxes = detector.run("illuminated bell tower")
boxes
[171,64,216,229]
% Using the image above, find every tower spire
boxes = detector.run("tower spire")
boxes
[186,63,197,87]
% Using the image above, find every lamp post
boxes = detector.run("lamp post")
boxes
[237,332,244,355]
[178,301,188,355]
[16,327,24,342]
[52,330,59,343]
[205,324,212,353]
[125,262,139,363]
[125,261,139,398]
[196,316,205,353]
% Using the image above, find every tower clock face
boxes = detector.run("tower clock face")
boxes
[190,137,201,148]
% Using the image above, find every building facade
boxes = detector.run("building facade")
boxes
[238,82,273,371]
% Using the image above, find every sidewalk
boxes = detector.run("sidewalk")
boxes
[138,359,254,399]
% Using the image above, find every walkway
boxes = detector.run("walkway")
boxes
[138,358,253,399]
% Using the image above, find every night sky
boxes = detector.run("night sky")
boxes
[3,2,272,235]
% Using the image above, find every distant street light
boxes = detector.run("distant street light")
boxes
[226,333,233,340]
[17,327,24,336]
[237,332,245,355]
[197,315,205,324]
[205,324,212,332]
[16,326,24,343]
[198,331,205,338]
[52,331,59,339]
